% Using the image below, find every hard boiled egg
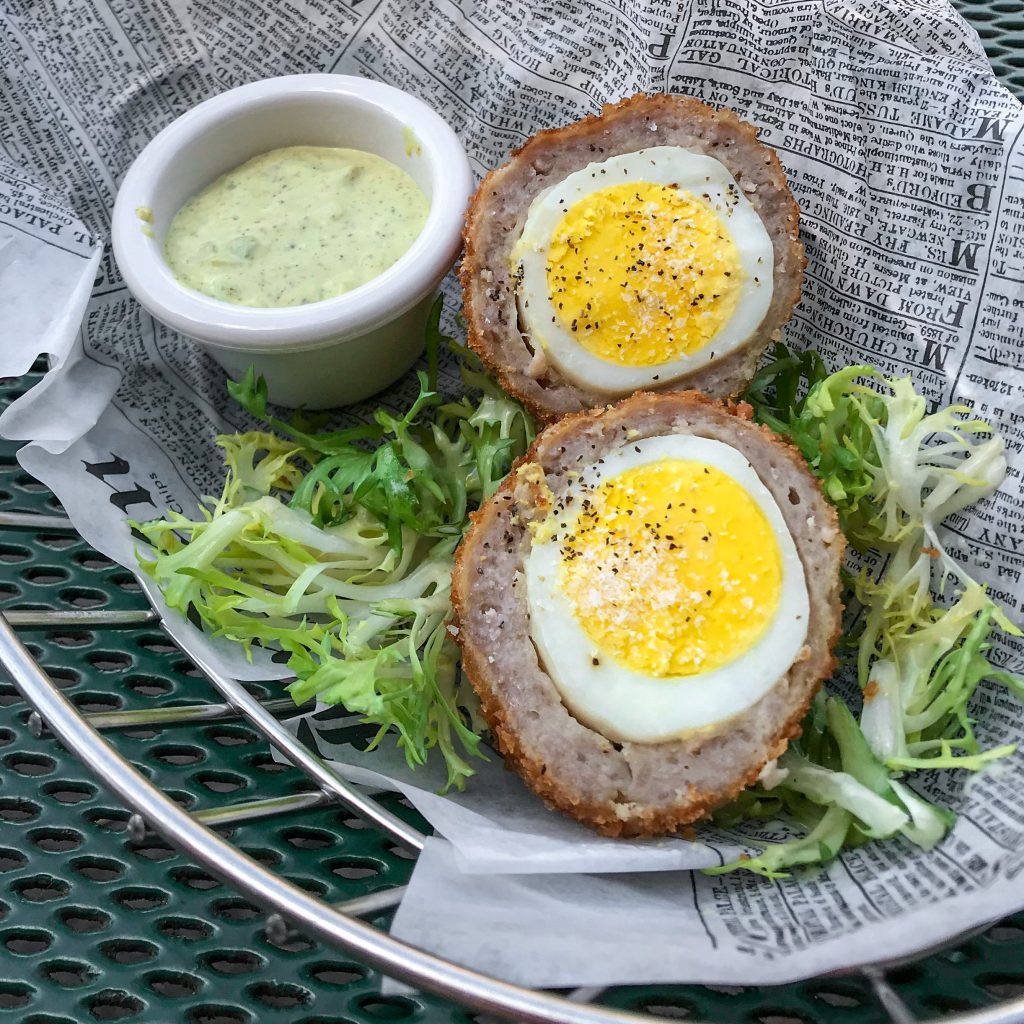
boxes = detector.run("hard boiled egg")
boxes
[525,433,808,743]
[512,148,774,396]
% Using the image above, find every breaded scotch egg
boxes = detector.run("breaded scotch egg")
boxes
[461,94,804,421]
[451,392,843,838]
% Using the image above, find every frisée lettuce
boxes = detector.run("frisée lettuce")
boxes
[715,347,1024,876]
[133,301,535,790]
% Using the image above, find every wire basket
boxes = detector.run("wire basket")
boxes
[3,4,1024,1019]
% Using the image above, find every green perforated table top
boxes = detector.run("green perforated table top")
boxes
[3,5,1024,1022]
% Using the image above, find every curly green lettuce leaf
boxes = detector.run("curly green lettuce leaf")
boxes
[135,301,535,789]
[711,697,955,878]
[744,350,1022,760]
[826,696,954,846]
[707,805,853,880]
[780,753,908,838]
[860,586,1024,769]
[724,349,1023,876]
[743,346,880,540]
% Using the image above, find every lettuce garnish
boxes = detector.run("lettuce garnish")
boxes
[711,347,1024,876]
[134,301,534,790]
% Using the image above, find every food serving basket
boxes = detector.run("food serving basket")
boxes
[2,3,1024,1022]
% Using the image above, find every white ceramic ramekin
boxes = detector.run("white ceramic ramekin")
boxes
[111,74,472,409]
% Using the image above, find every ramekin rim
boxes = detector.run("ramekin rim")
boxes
[111,74,472,350]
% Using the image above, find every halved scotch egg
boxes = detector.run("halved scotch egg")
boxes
[451,391,843,838]
[461,94,804,421]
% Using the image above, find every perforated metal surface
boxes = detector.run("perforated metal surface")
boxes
[954,0,1024,98]
[3,6,1024,1021]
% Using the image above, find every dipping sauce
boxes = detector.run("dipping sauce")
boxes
[163,146,429,307]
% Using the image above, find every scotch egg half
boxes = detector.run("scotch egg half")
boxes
[451,391,843,837]
[461,94,804,421]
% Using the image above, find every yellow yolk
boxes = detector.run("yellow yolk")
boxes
[556,458,782,677]
[544,182,744,368]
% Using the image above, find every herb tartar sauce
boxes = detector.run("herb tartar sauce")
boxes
[164,146,429,307]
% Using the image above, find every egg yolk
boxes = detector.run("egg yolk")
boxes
[556,458,782,677]
[544,182,744,368]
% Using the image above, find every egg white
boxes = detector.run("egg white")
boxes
[525,435,809,744]
[513,147,775,395]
